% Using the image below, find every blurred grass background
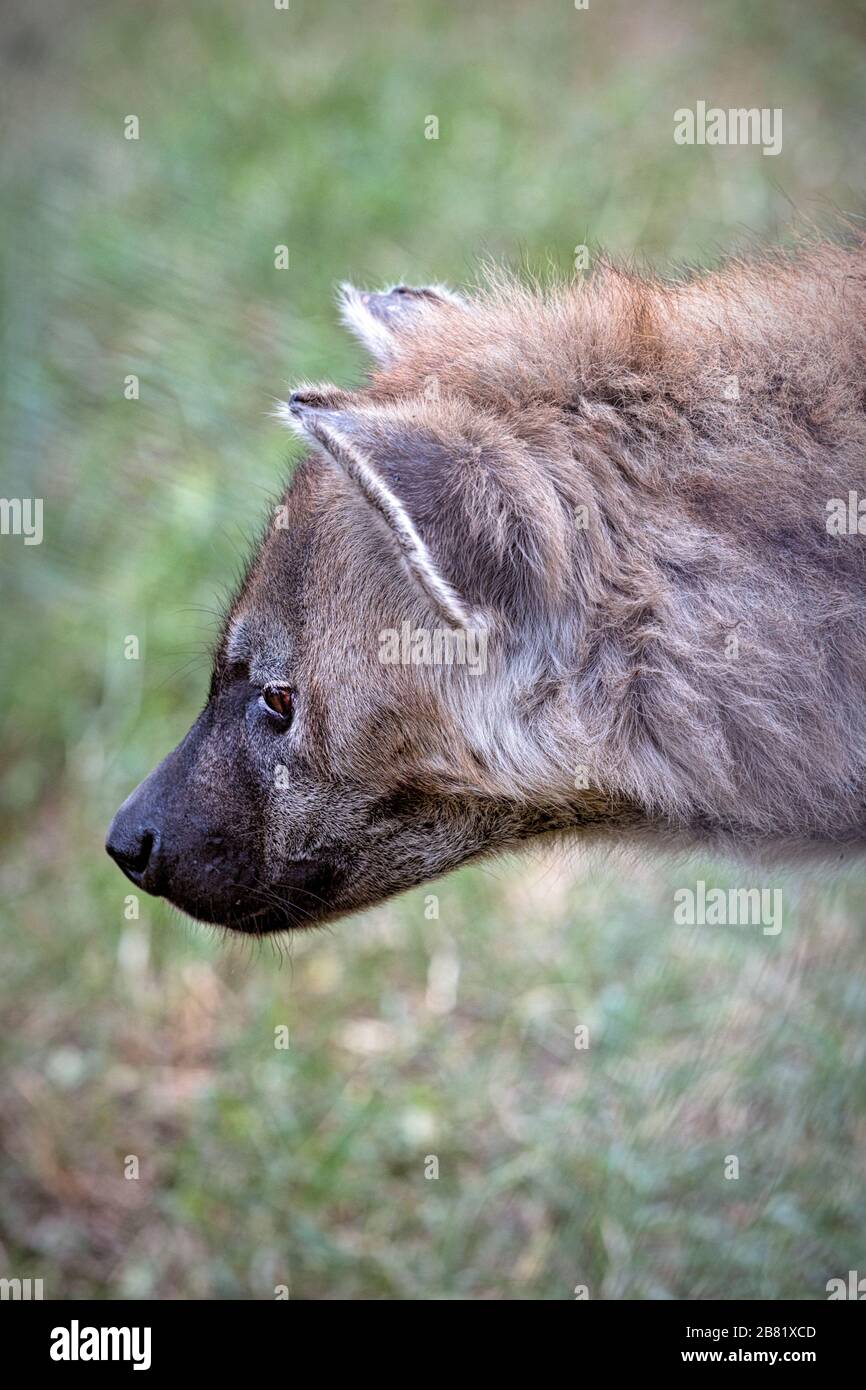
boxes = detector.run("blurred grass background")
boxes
[2,0,866,1300]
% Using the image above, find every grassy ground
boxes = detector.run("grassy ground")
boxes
[2,0,866,1299]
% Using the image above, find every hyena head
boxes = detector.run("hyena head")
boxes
[107,279,635,932]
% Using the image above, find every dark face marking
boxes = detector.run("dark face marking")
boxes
[106,450,559,933]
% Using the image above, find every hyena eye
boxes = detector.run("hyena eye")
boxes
[260,684,295,725]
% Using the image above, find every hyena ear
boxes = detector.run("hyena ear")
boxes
[337,282,466,364]
[278,391,479,631]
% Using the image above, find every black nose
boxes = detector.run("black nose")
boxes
[106,821,158,887]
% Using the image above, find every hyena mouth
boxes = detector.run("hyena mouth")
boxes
[106,787,341,933]
[220,876,341,934]
[222,905,307,935]
[169,861,343,935]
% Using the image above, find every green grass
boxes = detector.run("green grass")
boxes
[2,0,866,1299]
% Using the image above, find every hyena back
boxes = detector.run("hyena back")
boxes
[108,242,866,931]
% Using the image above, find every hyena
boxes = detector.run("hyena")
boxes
[107,243,866,932]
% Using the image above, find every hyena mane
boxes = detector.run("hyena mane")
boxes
[343,241,866,852]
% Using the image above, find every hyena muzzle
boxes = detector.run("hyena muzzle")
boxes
[107,246,866,932]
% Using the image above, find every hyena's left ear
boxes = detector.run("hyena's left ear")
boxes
[337,282,466,365]
[278,391,479,631]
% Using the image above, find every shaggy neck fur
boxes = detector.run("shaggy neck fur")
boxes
[288,245,866,852]
[399,247,866,847]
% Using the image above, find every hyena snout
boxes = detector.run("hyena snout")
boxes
[104,717,339,934]
[107,722,250,928]
[106,733,208,902]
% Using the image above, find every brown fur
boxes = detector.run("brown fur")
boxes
[107,240,866,932]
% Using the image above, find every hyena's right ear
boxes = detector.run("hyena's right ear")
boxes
[337,282,466,365]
